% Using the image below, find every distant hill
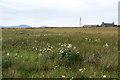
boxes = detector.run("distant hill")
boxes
[40,25,49,28]
[0,24,31,28]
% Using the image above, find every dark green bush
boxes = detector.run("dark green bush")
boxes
[39,48,83,68]
[58,49,83,67]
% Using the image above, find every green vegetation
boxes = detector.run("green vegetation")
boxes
[2,27,118,78]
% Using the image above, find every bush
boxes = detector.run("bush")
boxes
[58,49,83,67]
[38,43,83,68]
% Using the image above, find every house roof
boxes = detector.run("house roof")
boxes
[102,23,114,25]
[101,22,114,27]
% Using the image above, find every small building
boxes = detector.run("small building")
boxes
[83,25,100,27]
[101,22,114,27]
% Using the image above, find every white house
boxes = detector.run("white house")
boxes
[101,22,114,27]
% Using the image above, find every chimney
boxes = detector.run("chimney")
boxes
[102,22,104,24]
[112,22,114,25]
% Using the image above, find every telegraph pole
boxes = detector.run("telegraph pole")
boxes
[79,18,81,27]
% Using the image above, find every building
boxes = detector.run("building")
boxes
[83,25,99,27]
[118,1,120,26]
[101,22,114,27]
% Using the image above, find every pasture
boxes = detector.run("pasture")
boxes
[2,27,118,78]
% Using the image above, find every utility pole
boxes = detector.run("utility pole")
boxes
[118,1,120,26]
[79,18,81,27]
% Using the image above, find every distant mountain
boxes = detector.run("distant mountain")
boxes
[17,25,31,28]
[0,24,31,28]
[40,25,49,28]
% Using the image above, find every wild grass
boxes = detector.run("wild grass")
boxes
[2,27,118,78]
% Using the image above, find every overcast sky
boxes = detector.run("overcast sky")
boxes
[0,0,119,27]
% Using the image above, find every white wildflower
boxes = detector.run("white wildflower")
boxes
[60,50,64,53]
[7,53,10,56]
[49,49,52,51]
[39,49,42,51]
[98,38,100,41]
[35,40,37,43]
[47,48,51,51]
[44,34,47,36]
[107,64,111,68]
[58,43,61,45]
[103,43,109,47]
[81,71,84,73]
[61,44,64,47]
[36,48,37,50]
[39,53,42,56]
[32,75,34,78]
[15,53,17,56]
[72,77,74,79]
[73,47,76,49]
[62,75,66,78]
[43,48,46,51]
[79,69,82,72]
[64,44,67,47]
[89,76,92,78]
[55,66,58,68]
[22,42,24,44]
[95,39,98,42]
[94,72,97,76]
[85,38,88,40]
[47,43,50,46]
[94,38,100,42]
[89,39,91,41]
[105,43,109,47]
[103,75,107,78]
[61,44,66,47]
[51,46,53,49]
[67,44,72,48]
[83,68,86,70]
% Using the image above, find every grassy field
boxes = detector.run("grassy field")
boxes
[2,27,118,78]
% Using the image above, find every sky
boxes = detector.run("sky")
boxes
[0,0,119,27]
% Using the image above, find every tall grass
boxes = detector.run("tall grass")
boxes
[2,27,118,78]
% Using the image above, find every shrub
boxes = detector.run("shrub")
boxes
[39,43,83,68]
[58,49,83,67]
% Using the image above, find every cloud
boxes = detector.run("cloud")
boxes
[0,0,119,27]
